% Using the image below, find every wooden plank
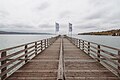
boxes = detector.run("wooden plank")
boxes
[65,70,110,72]
[57,37,64,80]
[65,60,97,62]
[29,60,59,62]
[66,77,119,79]
[16,70,58,72]
[8,77,56,80]
[65,36,120,79]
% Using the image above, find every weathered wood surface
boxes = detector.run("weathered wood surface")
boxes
[63,38,119,80]
[6,37,119,80]
[7,38,61,80]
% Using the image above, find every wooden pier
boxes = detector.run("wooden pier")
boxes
[0,35,120,80]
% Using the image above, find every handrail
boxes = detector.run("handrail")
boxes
[0,35,60,80]
[65,35,120,77]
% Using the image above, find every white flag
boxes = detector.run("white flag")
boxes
[56,23,59,32]
[69,23,72,32]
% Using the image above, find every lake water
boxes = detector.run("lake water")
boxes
[0,34,120,50]
[0,34,57,50]
[71,34,120,49]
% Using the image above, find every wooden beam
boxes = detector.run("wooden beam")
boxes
[57,36,64,80]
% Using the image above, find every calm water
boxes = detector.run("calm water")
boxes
[0,34,56,50]
[0,34,120,50]
[71,35,120,49]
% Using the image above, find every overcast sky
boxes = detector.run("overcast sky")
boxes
[0,0,120,34]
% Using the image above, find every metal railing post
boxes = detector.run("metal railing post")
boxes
[1,51,7,80]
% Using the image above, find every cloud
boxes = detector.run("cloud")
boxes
[0,10,9,19]
[0,0,120,33]
[84,10,108,20]
[59,11,71,19]
[38,23,54,29]
[75,25,96,29]
[37,2,50,11]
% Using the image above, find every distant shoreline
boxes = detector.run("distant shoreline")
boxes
[78,29,120,36]
[0,31,53,35]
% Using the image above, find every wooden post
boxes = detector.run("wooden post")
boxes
[48,39,49,46]
[1,51,7,80]
[25,45,28,63]
[118,51,120,76]
[35,42,37,56]
[43,40,45,50]
[82,41,84,51]
[97,45,100,62]
[49,38,51,45]
[45,39,46,48]
[78,39,80,48]
[75,39,76,45]
[88,42,90,55]
[73,38,75,45]
[46,39,48,47]
[77,39,79,47]
[74,38,76,45]
[41,40,43,51]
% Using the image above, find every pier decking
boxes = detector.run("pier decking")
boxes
[0,36,120,80]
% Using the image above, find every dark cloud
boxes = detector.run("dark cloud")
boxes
[37,2,50,11]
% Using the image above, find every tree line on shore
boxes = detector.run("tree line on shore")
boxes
[78,29,120,36]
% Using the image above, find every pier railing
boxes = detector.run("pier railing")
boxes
[0,35,59,80]
[66,36,120,77]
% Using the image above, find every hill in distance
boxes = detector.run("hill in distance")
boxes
[78,29,120,36]
[0,31,52,35]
